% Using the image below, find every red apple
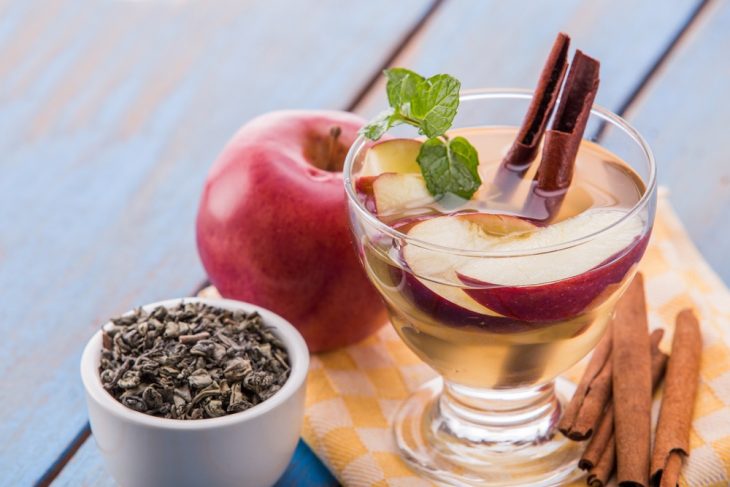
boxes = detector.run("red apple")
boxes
[196,110,386,352]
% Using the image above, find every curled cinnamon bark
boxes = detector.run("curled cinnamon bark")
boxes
[498,33,570,181]
[587,437,615,487]
[559,329,612,437]
[612,273,652,487]
[525,49,600,221]
[651,309,702,487]
[579,329,667,485]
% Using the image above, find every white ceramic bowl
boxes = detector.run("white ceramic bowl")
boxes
[80,297,309,487]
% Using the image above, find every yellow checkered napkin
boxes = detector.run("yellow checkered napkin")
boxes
[203,191,730,486]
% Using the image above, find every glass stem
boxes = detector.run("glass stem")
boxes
[430,380,561,450]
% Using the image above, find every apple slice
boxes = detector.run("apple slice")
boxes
[403,209,647,322]
[361,138,422,176]
[372,173,434,216]
[399,213,539,331]
[355,176,377,213]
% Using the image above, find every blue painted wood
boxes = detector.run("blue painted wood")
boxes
[53,437,337,487]
[625,0,730,284]
[0,0,435,484]
[356,0,701,117]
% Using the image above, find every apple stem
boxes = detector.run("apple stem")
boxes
[326,126,342,171]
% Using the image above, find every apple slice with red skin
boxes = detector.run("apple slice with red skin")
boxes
[403,209,647,323]
[397,213,539,332]
[356,139,434,218]
[355,175,377,214]
[459,234,649,322]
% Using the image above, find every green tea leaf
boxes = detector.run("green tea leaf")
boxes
[417,136,481,199]
[384,68,424,109]
[410,74,461,138]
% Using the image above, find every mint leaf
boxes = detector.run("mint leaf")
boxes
[360,109,396,140]
[417,136,481,199]
[384,68,424,109]
[410,74,460,138]
[360,68,480,200]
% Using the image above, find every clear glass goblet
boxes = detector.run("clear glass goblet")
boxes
[344,89,656,486]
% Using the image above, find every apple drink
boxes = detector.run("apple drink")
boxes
[355,127,647,389]
[344,32,656,485]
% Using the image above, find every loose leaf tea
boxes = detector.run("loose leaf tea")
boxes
[99,302,290,420]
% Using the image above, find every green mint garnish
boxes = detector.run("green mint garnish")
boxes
[418,136,481,199]
[360,68,481,199]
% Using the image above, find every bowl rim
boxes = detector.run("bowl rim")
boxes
[80,297,309,430]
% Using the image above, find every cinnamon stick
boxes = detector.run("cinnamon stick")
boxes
[651,309,702,487]
[497,33,570,184]
[580,329,668,478]
[526,49,600,221]
[612,273,652,487]
[559,329,612,437]
[570,356,612,440]
[659,454,682,487]
[587,437,615,487]
[562,323,662,442]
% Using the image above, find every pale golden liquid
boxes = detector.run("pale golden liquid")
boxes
[361,127,646,389]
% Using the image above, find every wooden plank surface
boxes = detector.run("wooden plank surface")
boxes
[0,0,436,484]
[53,437,336,487]
[356,0,701,117]
[624,0,730,283]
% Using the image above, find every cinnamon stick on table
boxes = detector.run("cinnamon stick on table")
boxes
[496,32,570,191]
[651,309,702,487]
[612,273,653,487]
[581,330,668,487]
[560,315,663,442]
[559,329,612,440]
[525,49,600,221]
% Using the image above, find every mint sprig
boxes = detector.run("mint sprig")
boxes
[360,68,481,199]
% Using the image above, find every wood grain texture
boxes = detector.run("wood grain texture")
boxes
[53,437,338,487]
[355,0,701,116]
[625,0,730,284]
[0,0,435,484]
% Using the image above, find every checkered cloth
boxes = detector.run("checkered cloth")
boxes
[203,190,730,486]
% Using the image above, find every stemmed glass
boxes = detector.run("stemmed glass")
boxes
[344,90,656,486]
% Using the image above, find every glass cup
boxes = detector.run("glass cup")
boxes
[344,90,657,486]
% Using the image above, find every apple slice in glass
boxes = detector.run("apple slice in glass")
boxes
[360,138,422,176]
[356,139,425,215]
[399,213,537,331]
[372,173,435,216]
[403,209,647,323]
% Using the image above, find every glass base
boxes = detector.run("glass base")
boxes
[394,377,585,486]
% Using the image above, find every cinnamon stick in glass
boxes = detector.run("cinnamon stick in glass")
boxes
[612,273,652,487]
[496,32,570,192]
[651,309,702,487]
[525,49,600,221]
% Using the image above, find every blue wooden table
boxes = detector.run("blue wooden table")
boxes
[1,0,727,485]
